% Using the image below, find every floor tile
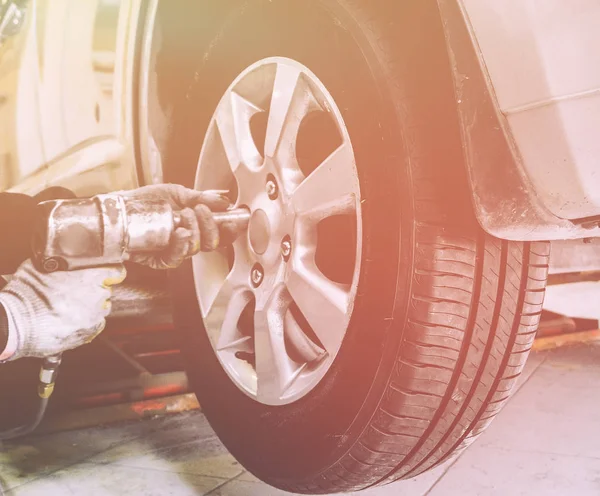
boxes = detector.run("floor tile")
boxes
[0,411,217,490]
[208,479,294,496]
[428,445,600,496]
[0,419,151,489]
[231,460,449,495]
[476,344,600,459]
[88,435,243,479]
[3,339,598,496]
[7,462,224,496]
[427,342,600,496]
[358,462,451,496]
[236,471,262,483]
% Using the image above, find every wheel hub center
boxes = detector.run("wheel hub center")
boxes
[248,208,271,255]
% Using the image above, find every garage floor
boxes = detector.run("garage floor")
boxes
[1,342,599,496]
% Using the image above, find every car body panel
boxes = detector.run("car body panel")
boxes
[36,0,68,162]
[457,0,600,222]
[438,0,600,240]
[1,0,139,197]
[0,0,44,190]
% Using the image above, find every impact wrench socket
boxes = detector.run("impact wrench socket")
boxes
[32,193,251,273]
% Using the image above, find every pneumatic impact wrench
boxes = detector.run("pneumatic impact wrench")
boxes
[0,193,250,440]
[32,193,250,272]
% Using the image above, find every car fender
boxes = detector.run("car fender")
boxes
[438,0,600,241]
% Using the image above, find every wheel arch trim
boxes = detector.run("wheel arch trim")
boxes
[438,0,600,241]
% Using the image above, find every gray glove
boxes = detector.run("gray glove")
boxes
[0,261,126,360]
[118,184,231,270]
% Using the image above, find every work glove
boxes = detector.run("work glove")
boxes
[0,260,126,361]
[118,184,232,270]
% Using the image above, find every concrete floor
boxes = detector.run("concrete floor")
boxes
[0,343,599,495]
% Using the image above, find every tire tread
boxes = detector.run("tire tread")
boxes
[281,226,548,493]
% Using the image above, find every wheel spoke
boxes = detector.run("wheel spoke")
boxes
[291,141,358,223]
[286,254,351,355]
[264,63,321,166]
[215,91,264,173]
[203,276,253,352]
[254,294,299,403]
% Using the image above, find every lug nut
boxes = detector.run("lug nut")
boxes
[251,264,264,288]
[281,237,292,261]
[266,176,278,200]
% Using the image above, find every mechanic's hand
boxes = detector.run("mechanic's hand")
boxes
[0,260,127,360]
[118,184,232,270]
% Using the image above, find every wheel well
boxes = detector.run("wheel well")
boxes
[138,0,477,231]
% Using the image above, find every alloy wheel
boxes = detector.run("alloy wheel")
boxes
[193,57,362,406]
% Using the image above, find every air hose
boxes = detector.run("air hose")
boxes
[0,354,62,441]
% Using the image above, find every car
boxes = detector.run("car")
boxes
[0,0,597,493]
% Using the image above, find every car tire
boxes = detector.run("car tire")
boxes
[156,0,550,492]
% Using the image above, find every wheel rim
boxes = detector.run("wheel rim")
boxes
[193,57,362,406]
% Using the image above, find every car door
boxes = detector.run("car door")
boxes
[53,0,117,152]
[0,0,45,192]
[35,0,133,196]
